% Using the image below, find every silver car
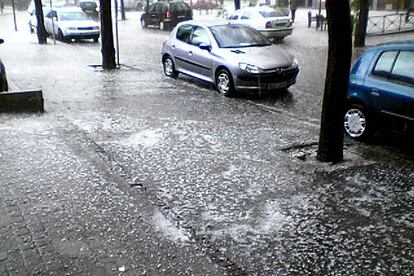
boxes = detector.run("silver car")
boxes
[161,20,299,96]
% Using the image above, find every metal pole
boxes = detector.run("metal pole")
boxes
[49,0,56,44]
[11,0,17,31]
[114,0,120,67]
[318,0,322,15]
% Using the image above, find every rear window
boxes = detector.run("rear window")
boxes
[176,25,192,43]
[170,2,191,11]
[259,10,288,17]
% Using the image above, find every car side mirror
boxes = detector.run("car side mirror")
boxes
[199,43,211,51]
[0,39,4,44]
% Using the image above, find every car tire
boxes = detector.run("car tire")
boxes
[215,68,235,97]
[141,18,147,28]
[93,36,99,42]
[344,104,374,141]
[163,56,178,78]
[0,77,8,92]
[58,29,66,42]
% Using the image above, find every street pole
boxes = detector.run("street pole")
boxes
[49,0,56,44]
[114,0,120,67]
[11,0,17,31]
[318,0,322,14]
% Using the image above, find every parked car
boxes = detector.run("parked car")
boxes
[227,6,292,42]
[44,7,100,42]
[161,21,299,97]
[344,41,414,140]
[0,38,8,92]
[140,2,193,31]
[78,0,99,18]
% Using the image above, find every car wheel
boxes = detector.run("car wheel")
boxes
[0,76,8,92]
[344,104,373,141]
[93,36,99,42]
[141,18,147,28]
[58,29,66,42]
[163,56,178,78]
[215,69,235,97]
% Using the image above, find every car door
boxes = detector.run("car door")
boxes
[44,10,53,34]
[172,24,194,72]
[187,26,213,79]
[365,50,414,131]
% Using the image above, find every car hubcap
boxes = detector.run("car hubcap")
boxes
[218,73,229,94]
[164,59,173,76]
[344,108,366,137]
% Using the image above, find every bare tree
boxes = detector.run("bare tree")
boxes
[34,0,47,44]
[99,0,116,70]
[353,0,369,47]
[317,0,353,162]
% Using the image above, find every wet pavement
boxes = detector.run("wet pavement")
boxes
[0,6,413,275]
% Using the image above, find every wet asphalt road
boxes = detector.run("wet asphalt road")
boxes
[0,7,413,275]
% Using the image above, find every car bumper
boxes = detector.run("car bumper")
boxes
[258,27,293,39]
[63,30,100,39]
[234,67,299,92]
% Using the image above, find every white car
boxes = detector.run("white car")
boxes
[44,7,100,42]
[227,7,293,42]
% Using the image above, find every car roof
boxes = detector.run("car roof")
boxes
[372,40,414,50]
[177,19,231,28]
[53,7,84,12]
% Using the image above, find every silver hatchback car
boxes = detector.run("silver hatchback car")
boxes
[161,20,299,96]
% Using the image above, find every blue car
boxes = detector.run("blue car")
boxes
[344,41,414,140]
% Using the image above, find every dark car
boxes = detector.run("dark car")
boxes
[0,38,8,92]
[140,2,193,31]
[344,41,414,140]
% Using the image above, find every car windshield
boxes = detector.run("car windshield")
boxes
[60,11,88,21]
[259,9,289,17]
[209,25,271,48]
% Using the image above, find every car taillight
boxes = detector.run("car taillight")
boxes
[166,11,171,18]
[265,21,272,28]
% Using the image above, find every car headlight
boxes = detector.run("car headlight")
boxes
[66,27,77,31]
[239,63,262,74]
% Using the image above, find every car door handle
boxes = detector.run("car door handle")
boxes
[370,88,380,96]
[188,51,193,56]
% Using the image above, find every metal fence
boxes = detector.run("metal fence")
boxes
[367,12,414,35]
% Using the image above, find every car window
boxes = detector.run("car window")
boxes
[60,11,87,21]
[155,4,164,12]
[259,9,288,17]
[176,25,193,43]
[171,3,190,11]
[148,4,156,12]
[46,10,57,18]
[372,51,398,76]
[228,14,238,20]
[190,26,210,46]
[241,10,254,19]
[391,51,414,83]
[209,24,271,48]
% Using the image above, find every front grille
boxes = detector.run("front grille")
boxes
[238,67,299,84]
[78,27,94,30]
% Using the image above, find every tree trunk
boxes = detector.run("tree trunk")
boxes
[34,0,47,44]
[234,0,240,10]
[354,0,369,47]
[120,0,126,20]
[99,0,116,70]
[317,0,352,163]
